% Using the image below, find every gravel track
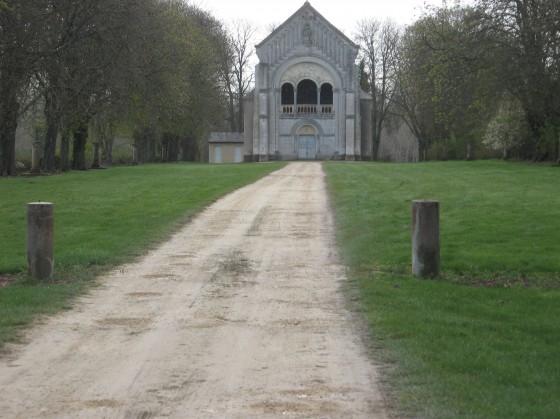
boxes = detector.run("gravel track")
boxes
[0,162,388,418]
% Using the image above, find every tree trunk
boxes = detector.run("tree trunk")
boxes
[467,142,473,161]
[72,121,89,170]
[149,132,157,163]
[229,92,236,132]
[42,117,58,173]
[42,88,59,173]
[417,140,428,162]
[371,113,380,161]
[372,135,380,161]
[91,142,100,168]
[182,137,196,161]
[161,134,169,163]
[172,135,180,162]
[102,137,114,166]
[237,93,244,132]
[0,74,20,177]
[557,137,560,166]
[60,129,71,172]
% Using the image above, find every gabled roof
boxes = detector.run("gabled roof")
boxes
[255,1,358,52]
[255,1,359,68]
[208,132,244,143]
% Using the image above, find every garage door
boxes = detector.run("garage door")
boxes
[213,145,222,163]
[234,146,243,163]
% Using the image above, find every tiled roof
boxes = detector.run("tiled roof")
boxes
[208,132,245,143]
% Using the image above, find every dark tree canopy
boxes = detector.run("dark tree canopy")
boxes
[0,0,234,174]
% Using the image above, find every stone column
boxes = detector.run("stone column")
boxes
[412,200,440,278]
[30,141,41,175]
[27,202,54,279]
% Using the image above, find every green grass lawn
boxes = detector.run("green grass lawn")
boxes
[2,160,559,417]
[324,160,560,418]
[0,163,284,347]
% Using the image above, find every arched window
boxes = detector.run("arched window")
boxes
[320,83,333,105]
[281,83,294,105]
[297,79,318,104]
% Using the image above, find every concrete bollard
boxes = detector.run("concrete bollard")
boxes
[412,200,440,278]
[27,202,54,279]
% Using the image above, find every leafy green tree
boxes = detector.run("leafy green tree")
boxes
[395,17,441,160]
[483,94,529,158]
[476,0,560,160]
[396,4,501,160]
[0,1,47,175]
[128,1,228,163]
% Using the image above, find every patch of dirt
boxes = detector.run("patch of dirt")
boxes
[126,292,163,298]
[82,399,123,408]
[96,317,152,327]
[0,274,16,287]
[0,163,388,418]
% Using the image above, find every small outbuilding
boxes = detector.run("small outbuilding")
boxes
[208,132,245,164]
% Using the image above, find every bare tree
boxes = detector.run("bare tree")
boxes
[355,19,401,160]
[265,22,279,34]
[227,20,256,132]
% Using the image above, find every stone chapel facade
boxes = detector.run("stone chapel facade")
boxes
[243,1,372,161]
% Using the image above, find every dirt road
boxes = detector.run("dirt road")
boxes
[0,162,388,418]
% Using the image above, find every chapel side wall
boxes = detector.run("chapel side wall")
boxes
[336,89,346,158]
[244,96,254,161]
[257,64,270,161]
[317,119,336,159]
[269,87,278,160]
[345,92,355,160]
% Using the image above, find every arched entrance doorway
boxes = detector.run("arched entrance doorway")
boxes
[297,125,318,160]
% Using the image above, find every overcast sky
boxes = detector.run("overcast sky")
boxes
[200,0,456,38]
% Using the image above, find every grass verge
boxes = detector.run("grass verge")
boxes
[0,163,285,348]
[324,160,560,418]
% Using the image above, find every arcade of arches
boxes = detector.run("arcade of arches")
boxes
[281,80,334,115]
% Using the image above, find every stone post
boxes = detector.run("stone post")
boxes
[412,200,440,278]
[27,202,54,279]
[30,141,42,175]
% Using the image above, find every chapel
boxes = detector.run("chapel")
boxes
[243,1,372,161]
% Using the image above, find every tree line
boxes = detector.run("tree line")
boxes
[2,0,558,176]
[356,0,560,162]
[0,0,253,176]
